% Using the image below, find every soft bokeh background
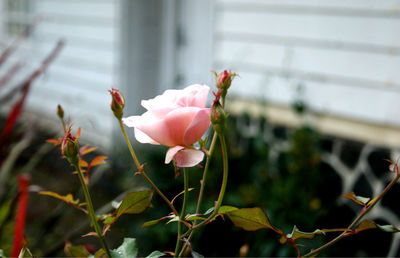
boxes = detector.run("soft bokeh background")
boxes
[1,0,400,256]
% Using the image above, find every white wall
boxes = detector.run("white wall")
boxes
[0,0,119,148]
[214,0,400,127]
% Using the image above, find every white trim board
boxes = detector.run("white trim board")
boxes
[227,97,400,149]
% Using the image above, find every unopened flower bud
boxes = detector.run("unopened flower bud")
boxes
[109,88,125,119]
[61,129,79,165]
[210,101,227,135]
[57,104,64,120]
[216,70,237,94]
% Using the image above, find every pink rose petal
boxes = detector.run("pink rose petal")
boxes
[165,146,205,167]
[163,107,201,146]
[183,108,211,146]
[123,113,175,146]
[177,84,209,108]
[165,146,185,164]
[134,128,160,145]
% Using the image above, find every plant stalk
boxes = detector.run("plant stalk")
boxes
[178,135,229,255]
[118,119,178,216]
[74,164,111,257]
[175,168,189,257]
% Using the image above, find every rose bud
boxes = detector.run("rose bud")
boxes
[57,104,64,120]
[216,70,237,94]
[109,88,125,119]
[210,101,227,136]
[61,129,80,165]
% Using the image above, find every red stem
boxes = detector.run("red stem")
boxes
[0,62,23,91]
[11,175,31,257]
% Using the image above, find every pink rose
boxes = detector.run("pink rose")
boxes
[122,84,211,167]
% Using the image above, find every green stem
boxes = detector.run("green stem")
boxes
[176,134,217,256]
[195,133,218,216]
[118,119,178,216]
[194,94,225,217]
[74,164,111,257]
[178,135,229,253]
[175,168,189,257]
[61,119,67,134]
[304,170,400,257]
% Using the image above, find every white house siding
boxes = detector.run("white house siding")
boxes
[213,0,400,128]
[0,0,118,148]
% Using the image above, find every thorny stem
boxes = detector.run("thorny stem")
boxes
[178,135,229,254]
[73,164,111,257]
[175,168,189,257]
[193,94,226,217]
[304,167,400,257]
[196,134,218,215]
[178,96,228,256]
[178,133,218,256]
[118,119,178,216]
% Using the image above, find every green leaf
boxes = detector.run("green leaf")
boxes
[226,207,279,232]
[185,215,206,221]
[355,219,400,233]
[166,216,179,224]
[0,199,12,226]
[18,245,33,258]
[110,238,138,258]
[355,220,377,233]
[0,249,4,258]
[146,250,164,258]
[171,188,195,204]
[111,201,122,209]
[116,190,153,217]
[103,191,153,234]
[377,224,400,233]
[285,226,324,243]
[64,243,90,257]
[281,226,351,244]
[93,248,107,258]
[39,191,79,205]
[342,192,370,206]
[218,205,238,214]
[191,251,204,258]
[204,207,214,215]
[141,219,160,228]
[103,216,116,225]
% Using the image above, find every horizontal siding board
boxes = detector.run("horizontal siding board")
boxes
[218,69,400,126]
[215,32,400,56]
[34,41,115,67]
[26,95,114,136]
[34,22,115,41]
[36,1,115,19]
[26,82,114,131]
[34,32,116,50]
[37,66,113,89]
[28,82,111,113]
[291,47,400,83]
[216,0,400,12]
[214,60,400,92]
[215,40,400,82]
[214,40,285,67]
[216,12,400,46]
